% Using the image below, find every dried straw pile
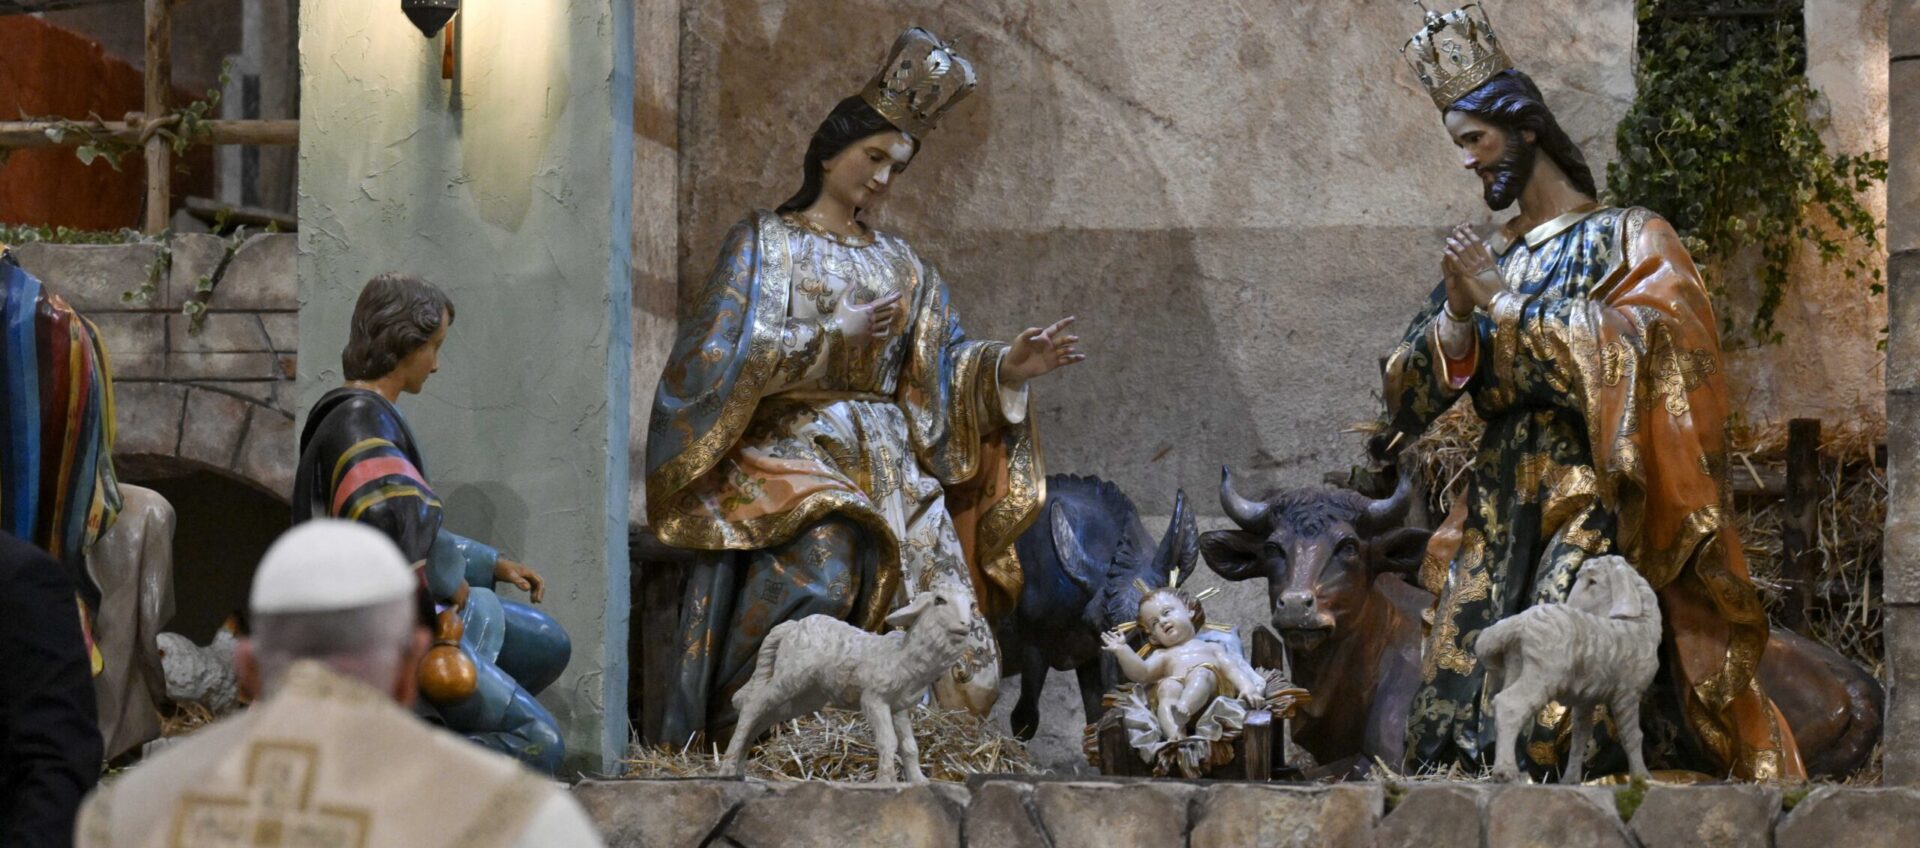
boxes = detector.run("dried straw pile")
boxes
[1726,420,1887,678]
[158,702,220,739]
[622,705,1041,782]
[1359,408,1886,677]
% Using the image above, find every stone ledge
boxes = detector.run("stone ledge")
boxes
[1885,604,1920,786]
[9,242,165,312]
[1894,62,1920,253]
[1887,250,1920,393]
[573,779,1920,847]
[1776,786,1920,848]
[1629,783,1778,848]
[211,234,297,311]
[1899,1,1920,71]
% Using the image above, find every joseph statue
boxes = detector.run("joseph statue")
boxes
[1379,5,1803,780]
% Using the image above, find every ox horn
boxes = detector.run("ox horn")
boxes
[1356,463,1417,537]
[1218,466,1268,531]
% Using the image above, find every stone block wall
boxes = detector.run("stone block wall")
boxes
[9,234,299,498]
[572,779,1920,848]
[1885,0,1920,787]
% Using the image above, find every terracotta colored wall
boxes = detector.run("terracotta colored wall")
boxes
[0,16,213,231]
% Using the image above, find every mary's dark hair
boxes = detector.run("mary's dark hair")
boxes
[775,95,920,214]
[1449,70,1597,199]
[341,273,455,380]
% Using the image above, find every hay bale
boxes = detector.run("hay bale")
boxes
[622,704,1041,782]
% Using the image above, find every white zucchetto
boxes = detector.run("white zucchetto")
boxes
[250,519,414,614]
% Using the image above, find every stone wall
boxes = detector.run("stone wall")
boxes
[627,0,680,526]
[1883,0,1920,787]
[573,778,1920,848]
[1721,0,1891,424]
[9,234,299,498]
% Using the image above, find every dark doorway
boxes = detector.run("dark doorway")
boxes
[126,468,290,643]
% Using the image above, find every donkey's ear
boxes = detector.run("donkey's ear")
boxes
[1151,489,1201,578]
[1050,500,1097,594]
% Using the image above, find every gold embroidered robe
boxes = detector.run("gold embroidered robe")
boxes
[648,211,1043,742]
[1384,204,1802,780]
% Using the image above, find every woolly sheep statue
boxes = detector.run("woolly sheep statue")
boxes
[724,576,977,783]
[1475,555,1661,783]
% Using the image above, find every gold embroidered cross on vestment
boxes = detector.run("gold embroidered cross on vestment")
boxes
[170,741,370,848]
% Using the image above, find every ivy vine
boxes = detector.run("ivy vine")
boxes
[27,59,232,173]
[1607,0,1887,345]
[0,216,267,335]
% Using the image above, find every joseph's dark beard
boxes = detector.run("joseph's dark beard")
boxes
[1483,135,1537,211]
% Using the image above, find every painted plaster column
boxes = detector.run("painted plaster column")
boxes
[1885,0,1920,787]
[296,0,634,775]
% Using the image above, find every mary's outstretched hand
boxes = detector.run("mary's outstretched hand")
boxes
[1002,316,1085,384]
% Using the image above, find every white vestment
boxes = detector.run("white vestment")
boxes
[75,661,602,848]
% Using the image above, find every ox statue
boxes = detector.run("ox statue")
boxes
[1200,467,1431,778]
[1000,475,1198,741]
[1202,467,1883,780]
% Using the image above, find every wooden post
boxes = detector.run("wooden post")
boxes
[1094,711,1144,776]
[628,526,697,745]
[143,0,172,234]
[1780,418,1822,635]
[1240,710,1273,780]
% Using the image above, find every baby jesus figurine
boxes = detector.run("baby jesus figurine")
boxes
[1102,587,1267,742]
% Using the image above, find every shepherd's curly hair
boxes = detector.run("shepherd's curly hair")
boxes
[341,273,455,380]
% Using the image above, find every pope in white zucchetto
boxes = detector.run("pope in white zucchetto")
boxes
[73,520,605,848]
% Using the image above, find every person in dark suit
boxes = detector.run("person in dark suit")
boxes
[0,531,104,848]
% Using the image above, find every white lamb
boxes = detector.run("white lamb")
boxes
[157,628,240,714]
[724,576,975,783]
[1475,555,1661,783]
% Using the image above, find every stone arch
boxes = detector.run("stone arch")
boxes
[113,382,295,504]
[111,382,297,643]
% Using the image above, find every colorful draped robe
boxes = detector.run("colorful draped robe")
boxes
[1382,205,1802,781]
[293,388,449,563]
[649,210,1044,742]
[1,250,123,671]
[293,387,572,773]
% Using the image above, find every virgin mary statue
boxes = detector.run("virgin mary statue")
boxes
[648,28,1085,744]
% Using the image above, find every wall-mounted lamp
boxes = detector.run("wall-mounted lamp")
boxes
[402,0,460,38]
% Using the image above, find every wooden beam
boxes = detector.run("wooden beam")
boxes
[0,120,299,150]
[1780,419,1822,635]
[143,0,172,234]
[183,196,296,231]
[0,0,131,14]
